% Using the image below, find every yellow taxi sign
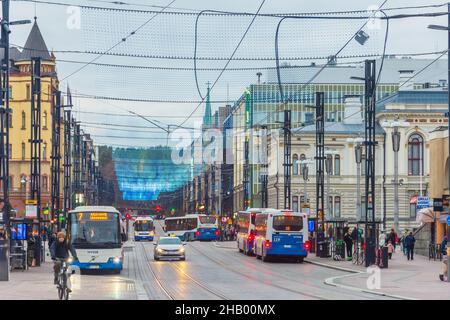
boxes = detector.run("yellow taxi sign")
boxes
[25,199,37,205]
[89,212,108,220]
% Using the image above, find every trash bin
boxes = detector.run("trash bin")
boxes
[380,246,388,269]
[318,241,329,258]
[0,239,10,281]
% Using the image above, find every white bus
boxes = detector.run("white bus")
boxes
[236,208,267,256]
[133,216,155,241]
[254,210,310,263]
[164,214,198,241]
[195,214,220,241]
[68,206,127,273]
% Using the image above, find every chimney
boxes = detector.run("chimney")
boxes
[343,95,363,125]
[398,70,414,91]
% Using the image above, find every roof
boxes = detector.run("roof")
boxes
[293,122,385,135]
[266,57,448,85]
[376,89,449,111]
[17,21,51,61]
[69,206,120,213]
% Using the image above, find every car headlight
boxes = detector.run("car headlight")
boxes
[179,247,185,253]
[157,248,164,253]
[67,257,73,263]
[113,257,121,264]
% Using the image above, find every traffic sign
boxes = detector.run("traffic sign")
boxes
[25,199,37,205]
[447,216,450,226]
[25,205,37,218]
[417,196,430,209]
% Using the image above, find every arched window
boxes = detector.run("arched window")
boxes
[21,111,26,129]
[43,111,48,129]
[334,155,341,176]
[20,175,26,192]
[408,134,424,176]
[293,154,299,175]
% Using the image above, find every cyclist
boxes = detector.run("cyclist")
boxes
[50,232,78,288]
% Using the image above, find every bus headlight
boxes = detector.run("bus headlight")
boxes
[113,257,121,264]
[67,257,73,264]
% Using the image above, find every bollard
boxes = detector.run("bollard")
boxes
[0,239,10,281]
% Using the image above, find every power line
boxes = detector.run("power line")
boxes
[60,0,177,82]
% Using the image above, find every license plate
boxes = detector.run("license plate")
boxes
[89,265,100,269]
[284,245,292,248]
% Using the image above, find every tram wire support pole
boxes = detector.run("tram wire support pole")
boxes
[314,92,325,256]
[30,57,42,266]
[364,60,377,268]
[50,90,61,230]
[283,109,292,210]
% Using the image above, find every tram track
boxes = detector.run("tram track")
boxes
[140,242,230,300]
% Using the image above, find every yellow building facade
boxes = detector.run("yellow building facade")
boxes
[6,21,63,216]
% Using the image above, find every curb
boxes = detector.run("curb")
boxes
[305,259,361,274]
[305,259,416,300]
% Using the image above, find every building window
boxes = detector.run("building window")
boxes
[43,111,48,129]
[328,196,333,217]
[43,142,47,160]
[20,175,26,192]
[21,142,25,160]
[334,196,341,217]
[42,175,48,192]
[408,134,424,176]
[26,84,31,100]
[334,155,340,176]
[9,176,13,191]
[293,154,299,175]
[9,86,12,100]
[8,113,12,128]
[292,196,299,212]
[410,197,417,219]
[8,144,11,159]
[21,111,26,129]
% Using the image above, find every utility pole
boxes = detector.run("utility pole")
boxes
[364,60,377,267]
[50,90,61,228]
[283,109,291,209]
[0,0,12,244]
[30,57,42,266]
[243,139,249,209]
[63,91,72,229]
[315,92,325,255]
[260,125,268,208]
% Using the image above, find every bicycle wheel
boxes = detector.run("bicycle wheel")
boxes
[352,250,358,264]
[57,284,64,300]
[358,251,365,265]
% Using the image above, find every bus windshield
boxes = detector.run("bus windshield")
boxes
[69,212,120,248]
[199,216,216,224]
[135,220,153,231]
[273,215,303,232]
[165,218,197,231]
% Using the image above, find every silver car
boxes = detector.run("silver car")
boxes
[154,237,186,261]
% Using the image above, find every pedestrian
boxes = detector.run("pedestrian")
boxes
[404,231,416,261]
[379,230,387,248]
[344,231,353,259]
[401,229,409,255]
[439,236,449,281]
[387,240,394,259]
[387,228,398,251]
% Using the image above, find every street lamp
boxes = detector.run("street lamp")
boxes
[325,149,338,220]
[347,137,364,222]
[381,118,410,234]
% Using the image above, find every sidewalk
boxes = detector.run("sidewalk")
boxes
[0,261,138,300]
[306,249,450,300]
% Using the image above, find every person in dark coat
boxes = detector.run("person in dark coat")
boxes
[404,231,416,261]
[50,232,77,285]
[344,231,353,258]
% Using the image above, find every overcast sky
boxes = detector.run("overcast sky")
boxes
[9,0,449,148]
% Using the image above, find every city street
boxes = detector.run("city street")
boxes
[0,220,402,300]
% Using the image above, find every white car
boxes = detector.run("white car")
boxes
[154,237,186,261]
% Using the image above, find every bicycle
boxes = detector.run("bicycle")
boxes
[352,242,365,265]
[54,258,72,300]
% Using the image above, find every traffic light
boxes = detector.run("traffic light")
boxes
[125,213,131,220]
[156,205,161,213]
[170,208,175,215]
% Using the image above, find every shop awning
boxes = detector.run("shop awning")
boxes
[410,196,417,204]
[416,208,435,223]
